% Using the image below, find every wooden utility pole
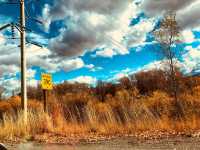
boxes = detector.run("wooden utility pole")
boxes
[0,0,44,123]
[20,0,27,123]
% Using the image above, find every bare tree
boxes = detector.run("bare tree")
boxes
[153,12,182,104]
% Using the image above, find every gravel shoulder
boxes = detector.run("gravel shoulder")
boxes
[6,137,200,150]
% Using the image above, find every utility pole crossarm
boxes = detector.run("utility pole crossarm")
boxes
[0,24,11,31]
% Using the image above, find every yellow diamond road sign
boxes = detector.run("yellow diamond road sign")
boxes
[41,73,53,90]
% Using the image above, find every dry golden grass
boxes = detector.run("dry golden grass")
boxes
[0,110,51,140]
[0,86,200,141]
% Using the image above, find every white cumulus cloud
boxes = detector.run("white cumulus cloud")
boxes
[69,76,97,85]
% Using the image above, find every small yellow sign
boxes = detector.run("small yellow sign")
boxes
[41,73,53,90]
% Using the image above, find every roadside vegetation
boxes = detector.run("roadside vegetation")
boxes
[1,69,200,142]
[0,12,199,143]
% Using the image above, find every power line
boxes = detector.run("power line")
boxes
[84,18,128,51]
[0,44,19,51]
[26,0,39,4]
[105,33,127,50]
[0,34,50,40]
[0,2,18,5]
[72,14,128,52]
[98,16,129,35]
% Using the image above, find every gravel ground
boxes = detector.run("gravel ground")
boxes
[6,137,200,150]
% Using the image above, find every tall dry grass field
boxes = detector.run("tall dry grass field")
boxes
[0,70,200,141]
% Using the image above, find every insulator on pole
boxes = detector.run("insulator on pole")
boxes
[11,23,15,39]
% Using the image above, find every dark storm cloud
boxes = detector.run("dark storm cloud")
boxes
[47,0,131,58]
[49,0,130,18]
[177,1,200,29]
[141,0,196,17]
[50,22,106,58]
[141,0,200,29]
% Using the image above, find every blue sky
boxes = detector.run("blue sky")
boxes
[0,0,200,97]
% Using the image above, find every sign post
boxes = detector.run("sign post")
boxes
[41,73,53,112]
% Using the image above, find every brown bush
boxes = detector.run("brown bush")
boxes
[135,70,168,94]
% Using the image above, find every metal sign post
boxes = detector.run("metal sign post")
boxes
[41,73,53,112]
